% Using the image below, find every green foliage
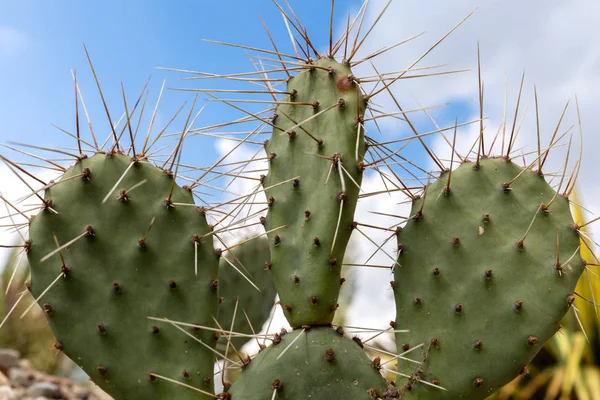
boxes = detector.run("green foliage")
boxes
[229,327,388,399]
[263,58,366,327]
[218,235,275,352]
[27,153,219,399]
[1,251,62,373]
[393,158,584,399]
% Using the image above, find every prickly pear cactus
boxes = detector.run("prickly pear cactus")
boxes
[218,235,275,351]
[262,58,366,327]
[228,327,389,399]
[393,158,585,399]
[27,153,219,399]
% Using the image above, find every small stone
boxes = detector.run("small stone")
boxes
[9,367,30,387]
[0,386,15,400]
[18,359,32,370]
[0,370,8,385]
[26,382,62,398]
[0,349,20,369]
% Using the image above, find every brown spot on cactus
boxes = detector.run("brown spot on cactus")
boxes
[97,323,107,335]
[325,348,335,362]
[528,336,538,346]
[353,336,364,348]
[337,75,354,91]
[272,379,281,391]
[514,300,523,312]
[371,357,382,370]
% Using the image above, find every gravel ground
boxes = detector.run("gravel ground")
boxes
[0,349,112,400]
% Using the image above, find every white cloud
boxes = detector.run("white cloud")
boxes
[355,0,598,200]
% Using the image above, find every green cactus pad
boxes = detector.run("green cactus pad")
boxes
[228,327,388,399]
[263,58,366,327]
[218,235,275,352]
[27,153,219,400]
[393,158,585,399]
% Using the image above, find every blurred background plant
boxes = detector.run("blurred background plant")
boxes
[0,246,68,375]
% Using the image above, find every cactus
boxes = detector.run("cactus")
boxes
[262,57,366,328]
[26,152,219,399]
[228,326,389,399]
[393,157,585,398]
[0,2,596,400]
[218,235,275,352]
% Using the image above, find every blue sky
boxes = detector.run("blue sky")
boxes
[0,0,467,178]
[0,1,370,161]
